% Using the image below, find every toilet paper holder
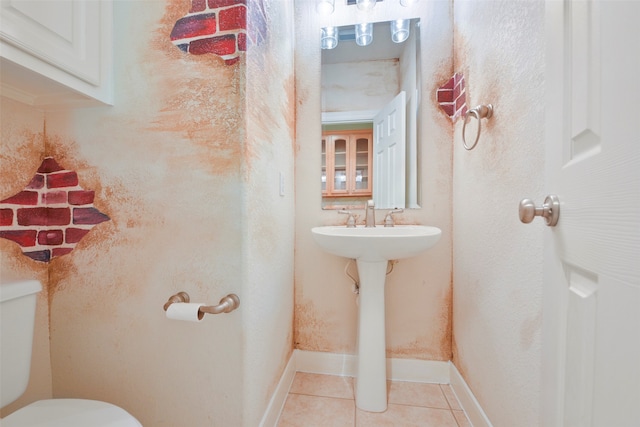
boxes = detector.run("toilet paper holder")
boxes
[163,291,240,315]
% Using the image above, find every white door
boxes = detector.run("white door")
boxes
[373,91,406,209]
[542,1,640,426]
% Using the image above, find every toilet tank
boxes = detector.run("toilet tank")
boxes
[0,280,42,409]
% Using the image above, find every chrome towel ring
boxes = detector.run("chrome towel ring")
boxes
[462,104,493,150]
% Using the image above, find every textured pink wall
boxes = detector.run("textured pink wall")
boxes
[0,99,53,418]
[0,0,294,425]
[452,1,545,425]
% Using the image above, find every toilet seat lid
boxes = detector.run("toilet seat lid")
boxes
[2,399,142,427]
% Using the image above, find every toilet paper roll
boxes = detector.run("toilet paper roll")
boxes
[166,303,205,322]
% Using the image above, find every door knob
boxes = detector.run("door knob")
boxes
[519,195,560,226]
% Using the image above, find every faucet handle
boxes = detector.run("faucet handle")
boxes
[338,210,359,228]
[383,209,404,227]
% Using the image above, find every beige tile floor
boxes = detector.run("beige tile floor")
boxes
[277,373,472,427]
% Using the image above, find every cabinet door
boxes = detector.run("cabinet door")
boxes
[331,135,349,194]
[321,136,328,194]
[0,0,113,106]
[351,134,372,194]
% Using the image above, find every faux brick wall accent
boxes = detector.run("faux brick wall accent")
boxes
[0,157,110,263]
[437,72,467,121]
[170,0,266,65]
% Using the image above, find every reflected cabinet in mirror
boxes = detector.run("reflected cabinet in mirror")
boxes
[321,19,421,210]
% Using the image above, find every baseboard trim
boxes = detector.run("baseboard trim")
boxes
[294,349,357,377]
[449,362,493,427]
[294,349,450,383]
[259,352,296,427]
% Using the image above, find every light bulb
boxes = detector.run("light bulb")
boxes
[356,0,376,11]
[355,23,373,46]
[316,0,335,15]
[321,27,338,50]
[390,19,410,43]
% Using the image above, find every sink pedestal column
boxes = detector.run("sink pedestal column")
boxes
[355,260,389,412]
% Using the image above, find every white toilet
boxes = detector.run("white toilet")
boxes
[1,280,142,426]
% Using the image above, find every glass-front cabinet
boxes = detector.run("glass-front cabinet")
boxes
[322,130,372,198]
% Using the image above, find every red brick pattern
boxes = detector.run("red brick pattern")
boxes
[47,171,78,188]
[0,230,37,247]
[27,174,45,189]
[190,0,207,13]
[16,207,71,226]
[0,157,110,263]
[437,73,467,121]
[1,191,38,205]
[170,13,217,41]
[209,0,246,7]
[170,0,265,65]
[0,209,13,226]
[68,190,95,205]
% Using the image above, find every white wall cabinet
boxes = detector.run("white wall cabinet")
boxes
[0,0,113,108]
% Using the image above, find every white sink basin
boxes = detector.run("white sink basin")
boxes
[311,225,442,262]
[310,224,442,412]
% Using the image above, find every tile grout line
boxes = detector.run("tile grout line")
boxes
[439,384,466,427]
[440,383,454,410]
[287,391,355,401]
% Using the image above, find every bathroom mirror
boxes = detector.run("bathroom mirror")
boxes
[321,19,421,210]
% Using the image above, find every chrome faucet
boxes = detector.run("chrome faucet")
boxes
[384,209,404,227]
[338,210,358,228]
[365,199,376,227]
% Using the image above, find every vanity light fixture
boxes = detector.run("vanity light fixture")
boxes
[355,22,373,46]
[321,26,339,49]
[319,1,416,48]
[317,0,335,15]
[390,19,410,43]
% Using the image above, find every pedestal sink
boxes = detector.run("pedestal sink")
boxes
[310,225,442,412]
